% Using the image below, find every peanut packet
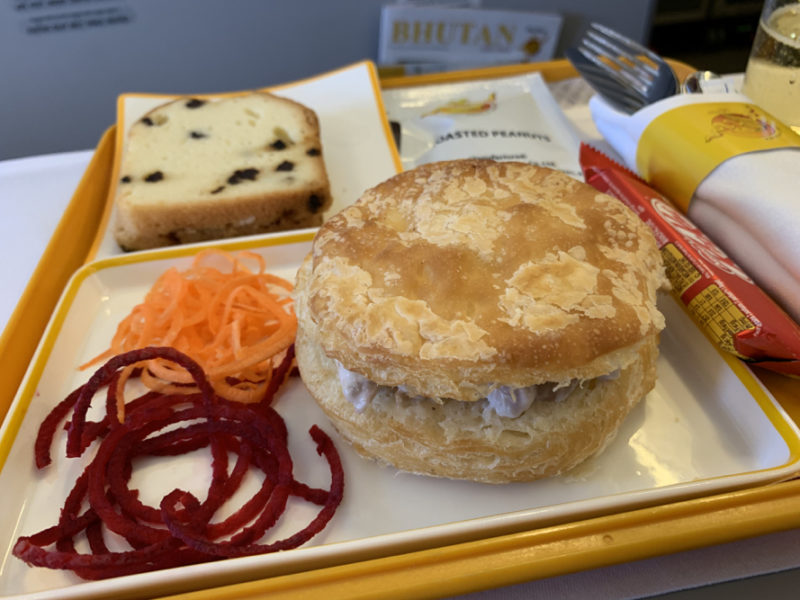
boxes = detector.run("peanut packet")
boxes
[382,72,582,179]
[580,144,800,377]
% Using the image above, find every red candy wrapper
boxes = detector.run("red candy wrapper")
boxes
[580,143,800,377]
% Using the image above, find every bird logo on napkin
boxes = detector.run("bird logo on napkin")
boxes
[706,106,780,142]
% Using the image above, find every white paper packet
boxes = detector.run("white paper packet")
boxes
[381,72,583,179]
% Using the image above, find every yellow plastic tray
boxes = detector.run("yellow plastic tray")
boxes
[1,59,799,600]
[0,125,116,425]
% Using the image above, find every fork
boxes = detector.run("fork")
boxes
[566,22,679,114]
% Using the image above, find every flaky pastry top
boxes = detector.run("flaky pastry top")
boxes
[298,160,667,401]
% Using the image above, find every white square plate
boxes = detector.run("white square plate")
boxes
[1,233,799,599]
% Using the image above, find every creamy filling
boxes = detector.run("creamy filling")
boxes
[335,362,619,418]
[486,386,538,418]
[336,362,377,412]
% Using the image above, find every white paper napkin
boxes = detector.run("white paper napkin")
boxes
[589,93,800,325]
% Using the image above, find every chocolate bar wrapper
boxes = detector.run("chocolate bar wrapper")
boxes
[580,143,800,377]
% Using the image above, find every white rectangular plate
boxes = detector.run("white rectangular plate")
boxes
[2,234,800,600]
[91,60,402,259]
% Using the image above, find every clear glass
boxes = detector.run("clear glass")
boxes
[741,0,800,132]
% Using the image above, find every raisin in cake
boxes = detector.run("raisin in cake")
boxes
[113,92,332,251]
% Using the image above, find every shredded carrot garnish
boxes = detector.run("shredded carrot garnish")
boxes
[81,249,297,403]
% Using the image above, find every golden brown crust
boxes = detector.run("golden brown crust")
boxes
[300,160,666,401]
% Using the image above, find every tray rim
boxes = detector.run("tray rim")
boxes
[154,477,800,600]
[1,58,799,600]
[0,125,116,428]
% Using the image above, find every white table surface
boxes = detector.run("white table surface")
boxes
[2,131,799,600]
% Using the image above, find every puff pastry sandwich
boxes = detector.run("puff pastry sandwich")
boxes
[294,159,667,483]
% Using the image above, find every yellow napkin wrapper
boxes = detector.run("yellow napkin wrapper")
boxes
[636,101,800,212]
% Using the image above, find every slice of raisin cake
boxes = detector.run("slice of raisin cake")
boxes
[113,92,332,251]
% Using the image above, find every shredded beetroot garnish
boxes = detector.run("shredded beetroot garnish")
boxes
[14,344,344,580]
[34,385,84,469]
